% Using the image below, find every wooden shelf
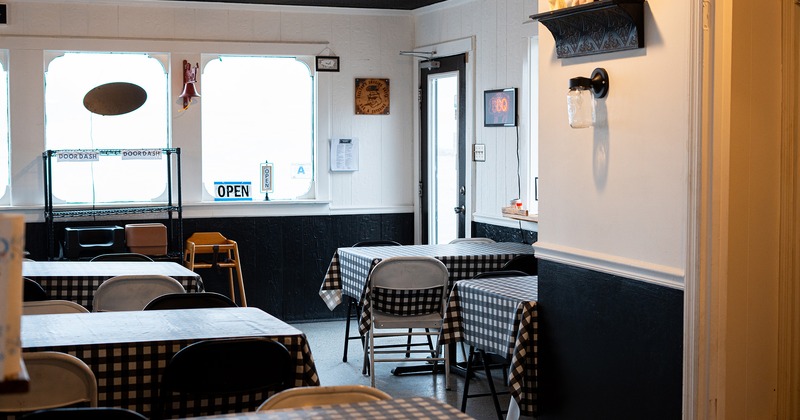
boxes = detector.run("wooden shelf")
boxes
[531,0,645,59]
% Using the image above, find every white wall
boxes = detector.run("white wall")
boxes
[0,0,417,220]
[417,0,691,287]
[533,0,693,288]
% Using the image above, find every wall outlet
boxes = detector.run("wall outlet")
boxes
[473,144,486,162]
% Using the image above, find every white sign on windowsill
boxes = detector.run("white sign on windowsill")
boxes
[330,138,358,172]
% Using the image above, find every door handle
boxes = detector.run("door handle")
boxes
[454,205,465,214]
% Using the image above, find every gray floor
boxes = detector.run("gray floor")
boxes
[289,319,516,420]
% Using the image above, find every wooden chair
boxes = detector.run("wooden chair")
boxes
[258,385,391,411]
[183,232,246,306]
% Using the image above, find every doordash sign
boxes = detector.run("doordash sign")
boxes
[214,181,252,202]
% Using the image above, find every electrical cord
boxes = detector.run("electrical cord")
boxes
[515,125,528,244]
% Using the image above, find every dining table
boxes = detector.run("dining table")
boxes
[440,275,538,419]
[17,307,319,418]
[318,242,535,336]
[22,260,204,311]
[186,396,475,419]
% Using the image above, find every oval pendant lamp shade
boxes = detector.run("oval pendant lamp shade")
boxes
[83,82,147,116]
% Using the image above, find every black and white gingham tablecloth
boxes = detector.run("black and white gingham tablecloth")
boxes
[17,308,319,419]
[440,275,538,417]
[318,242,535,334]
[186,396,475,419]
[23,261,204,311]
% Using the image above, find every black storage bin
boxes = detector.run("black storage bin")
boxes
[62,225,126,260]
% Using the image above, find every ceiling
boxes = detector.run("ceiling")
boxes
[164,0,446,10]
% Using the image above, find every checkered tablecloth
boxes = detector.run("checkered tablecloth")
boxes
[17,308,319,419]
[318,242,535,334]
[440,276,538,417]
[187,397,475,419]
[23,261,204,311]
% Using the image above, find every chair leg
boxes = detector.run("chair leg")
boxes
[478,349,504,420]
[460,346,476,412]
[343,298,356,363]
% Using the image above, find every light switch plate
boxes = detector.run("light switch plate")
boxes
[473,144,486,162]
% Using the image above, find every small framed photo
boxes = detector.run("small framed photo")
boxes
[316,56,340,72]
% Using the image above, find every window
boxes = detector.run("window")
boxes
[44,52,169,204]
[201,56,314,201]
[0,51,9,203]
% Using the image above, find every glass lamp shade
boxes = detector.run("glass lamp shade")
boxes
[567,77,594,129]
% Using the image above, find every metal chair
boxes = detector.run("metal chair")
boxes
[152,337,294,419]
[364,256,451,389]
[449,237,496,244]
[258,385,391,411]
[460,269,530,420]
[92,274,186,312]
[343,240,402,363]
[24,278,49,302]
[143,292,237,310]
[500,253,538,275]
[23,300,89,315]
[21,407,147,420]
[0,352,97,414]
[89,253,154,262]
[184,232,247,306]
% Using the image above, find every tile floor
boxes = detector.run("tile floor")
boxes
[289,319,519,420]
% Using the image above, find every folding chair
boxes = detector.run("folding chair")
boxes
[258,385,391,411]
[152,337,294,419]
[363,256,451,389]
[92,274,186,312]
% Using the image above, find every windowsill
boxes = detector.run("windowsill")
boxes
[188,199,330,206]
[503,213,539,223]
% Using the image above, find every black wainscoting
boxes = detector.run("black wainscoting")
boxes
[26,213,413,321]
[537,260,683,419]
[472,221,538,244]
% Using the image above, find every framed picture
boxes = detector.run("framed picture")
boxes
[316,56,340,72]
[484,88,518,127]
[355,78,390,115]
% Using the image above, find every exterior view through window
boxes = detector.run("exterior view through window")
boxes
[0,52,8,203]
[201,56,314,201]
[44,52,169,204]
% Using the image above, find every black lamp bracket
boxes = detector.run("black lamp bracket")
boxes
[590,68,609,98]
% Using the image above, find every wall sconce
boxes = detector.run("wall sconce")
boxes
[178,60,200,110]
[567,68,609,129]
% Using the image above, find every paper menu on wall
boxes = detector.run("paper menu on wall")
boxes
[330,138,359,172]
[0,214,24,382]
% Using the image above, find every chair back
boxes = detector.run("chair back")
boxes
[449,237,495,244]
[153,338,294,419]
[24,278,49,302]
[21,407,146,420]
[258,385,391,411]
[90,253,153,262]
[472,270,530,279]
[92,275,186,312]
[185,232,231,246]
[352,240,401,247]
[0,352,97,413]
[370,256,448,291]
[23,300,89,315]
[500,253,538,275]
[143,292,237,310]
